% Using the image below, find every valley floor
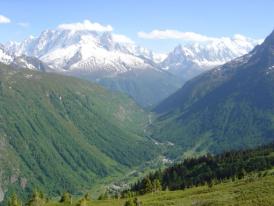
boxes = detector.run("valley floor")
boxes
[46,172,274,206]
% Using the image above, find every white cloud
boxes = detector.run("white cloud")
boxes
[138,29,217,42]
[0,15,11,24]
[233,34,248,41]
[113,34,134,44]
[138,29,264,45]
[17,22,30,28]
[233,34,263,44]
[57,20,134,44]
[58,20,113,32]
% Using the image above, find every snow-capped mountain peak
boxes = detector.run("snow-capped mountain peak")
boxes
[4,24,261,83]
[161,36,262,80]
[5,28,163,74]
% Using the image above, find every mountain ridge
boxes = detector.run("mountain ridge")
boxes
[5,29,159,73]
[5,29,182,107]
[161,35,261,82]
[3,28,261,107]
[0,44,50,71]
[151,30,274,156]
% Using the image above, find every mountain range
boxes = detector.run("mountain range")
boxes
[4,29,180,107]
[151,30,274,157]
[2,28,260,107]
[161,35,261,81]
[0,44,50,71]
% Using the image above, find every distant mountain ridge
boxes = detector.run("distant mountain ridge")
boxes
[161,35,261,82]
[0,44,50,71]
[5,29,162,73]
[5,29,180,107]
[3,28,261,107]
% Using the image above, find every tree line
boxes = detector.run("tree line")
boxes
[7,191,91,206]
[125,142,274,195]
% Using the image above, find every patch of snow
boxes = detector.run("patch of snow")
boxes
[166,141,174,146]
[150,138,175,147]
[162,157,173,164]
[24,74,33,79]
[16,58,37,70]
[268,65,274,70]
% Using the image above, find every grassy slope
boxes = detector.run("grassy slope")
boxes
[0,64,159,198]
[46,172,274,206]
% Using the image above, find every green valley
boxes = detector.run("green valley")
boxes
[0,63,160,203]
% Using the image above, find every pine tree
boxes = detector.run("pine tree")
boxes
[76,198,87,206]
[124,199,135,206]
[142,177,153,194]
[152,179,162,193]
[98,191,109,200]
[60,192,72,204]
[26,190,46,206]
[237,168,246,179]
[155,179,162,192]
[207,179,213,188]
[84,193,91,201]
[8,193,21,206]
[133,197,142,206]
[76,193,91,206]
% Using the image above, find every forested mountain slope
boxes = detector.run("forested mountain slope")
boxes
[0,63,159,202]
[152,30,274,156]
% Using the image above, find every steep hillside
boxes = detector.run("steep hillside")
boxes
[0,63,159,202]
[152,30,274,157]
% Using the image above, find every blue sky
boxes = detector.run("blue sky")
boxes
[0,0,273,52]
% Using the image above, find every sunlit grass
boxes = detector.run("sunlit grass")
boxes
[46,173,274,206]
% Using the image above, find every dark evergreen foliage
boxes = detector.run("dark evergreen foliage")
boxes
[128,143,274,194]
